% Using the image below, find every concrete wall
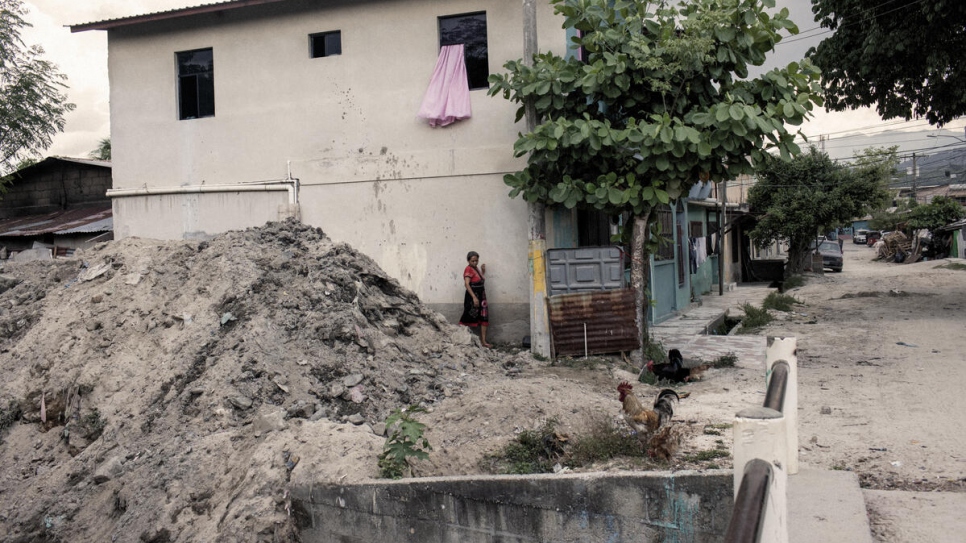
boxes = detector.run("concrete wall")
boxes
[104,0,569,343]
[291,471,734,543]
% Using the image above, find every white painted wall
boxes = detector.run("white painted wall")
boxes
[104,0,569,338]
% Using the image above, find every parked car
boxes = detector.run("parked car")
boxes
[866,231,882,245]
[814,240,843,272]
[853,229,869,244]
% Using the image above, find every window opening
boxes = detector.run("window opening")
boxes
[310,31,341,58]
[655,205,674,261]
[177,48,214,120]
[439,12,488,90]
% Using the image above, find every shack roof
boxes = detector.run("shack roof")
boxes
[70,0,288,33]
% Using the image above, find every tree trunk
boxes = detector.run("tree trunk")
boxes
[630,210,651,369]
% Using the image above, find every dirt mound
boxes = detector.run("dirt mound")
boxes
[0,219,520,542]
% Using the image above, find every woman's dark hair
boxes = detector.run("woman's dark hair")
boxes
[466,251,479,261]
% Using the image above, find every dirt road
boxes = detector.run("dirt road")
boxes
[758,240,966,542]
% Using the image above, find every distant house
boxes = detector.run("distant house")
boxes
[0,157,113,259]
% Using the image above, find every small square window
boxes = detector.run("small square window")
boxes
[439,13,488,90]
[310,31,341,58]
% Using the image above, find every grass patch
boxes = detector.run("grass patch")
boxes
[481,418,567,475]
[566,416,648,467]
[683,449,731,462]
[737,303,772,334]
[482,416,654,475]
[762,292,800,312]
[782,275,806,290]
[936,262,966,271]
[712,352,737,368]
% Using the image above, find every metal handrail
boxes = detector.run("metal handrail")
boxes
[724,458,773,543]
[763,361,789,413]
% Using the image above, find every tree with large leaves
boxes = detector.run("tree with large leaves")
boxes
[748,147,894,276]
[907,196,965,233]
[809,0,966,126]
[489,0,822,363]
[0,0,75,173]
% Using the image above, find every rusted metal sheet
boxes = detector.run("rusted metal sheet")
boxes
[0,206,112,237]
[548,288,640,357]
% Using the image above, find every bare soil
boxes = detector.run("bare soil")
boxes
[0,221,962,542]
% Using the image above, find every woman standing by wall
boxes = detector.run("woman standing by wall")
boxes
[458,251,490,347]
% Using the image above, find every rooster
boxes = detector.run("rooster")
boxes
[646,348,710,383]
[616,382,679,436]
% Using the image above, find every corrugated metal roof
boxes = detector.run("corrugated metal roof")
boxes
[71,0,289,32]
[0,206,113,237]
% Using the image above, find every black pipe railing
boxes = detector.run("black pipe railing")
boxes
[763,360,790,413]
[723,458,773,543]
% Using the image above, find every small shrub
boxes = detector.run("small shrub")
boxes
[82,409,107,441]
[566,417,647,467]
[762,292,800,312]
[782,275,806,290]
[378,406,432,479]
[737,303,772,333]
[712,352,738,368]
[481,418,567,475]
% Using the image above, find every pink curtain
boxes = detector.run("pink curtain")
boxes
[418,44,472,128]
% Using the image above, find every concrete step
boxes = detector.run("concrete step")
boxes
[788,469,873,543]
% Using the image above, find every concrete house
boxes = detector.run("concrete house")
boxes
[72,0,723,345]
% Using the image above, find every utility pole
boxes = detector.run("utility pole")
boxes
[912,153,918,204]
[523,0,551,358]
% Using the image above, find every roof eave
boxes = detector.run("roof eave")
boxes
[70,0,288,33]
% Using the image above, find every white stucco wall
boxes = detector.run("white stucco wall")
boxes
[103,0,569,340]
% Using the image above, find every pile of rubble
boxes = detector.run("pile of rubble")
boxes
[0,219,520,542]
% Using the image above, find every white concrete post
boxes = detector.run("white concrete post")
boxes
[734,407,788,543]
[766,336,799,475]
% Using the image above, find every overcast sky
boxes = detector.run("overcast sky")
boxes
[19,0,966,162]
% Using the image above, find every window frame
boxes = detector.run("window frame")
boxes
[176,47,215,121]
[438,11,489,91]
[309,30,342,58]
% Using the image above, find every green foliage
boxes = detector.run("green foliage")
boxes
[738,303,772,333]
[378,406,432,479]
[868,198,915,232]
[82,409,106,440]
[809,0,966,125]
[684,448,730,462]
[937,262,966,271]
[748,146,894,275]
[566,416,649,466]
[482,418,566,474]
[489,0,822,220]
[712,352,738,368]
[906,196,965,232]
[782,275,806,290]
[0,0,76,172]
[88,137,111,161]
[762,292,800,312]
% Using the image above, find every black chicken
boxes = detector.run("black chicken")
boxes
[645,349,709,383]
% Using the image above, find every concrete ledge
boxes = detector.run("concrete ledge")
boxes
[292,470,734,543]
[788,469,873,543]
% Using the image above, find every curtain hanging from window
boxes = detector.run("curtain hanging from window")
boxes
[418,44,472,128]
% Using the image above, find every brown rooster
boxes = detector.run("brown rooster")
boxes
[617,383,686,460]
[616,382,679,435]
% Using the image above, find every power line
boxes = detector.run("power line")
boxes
[777,0,927,47]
